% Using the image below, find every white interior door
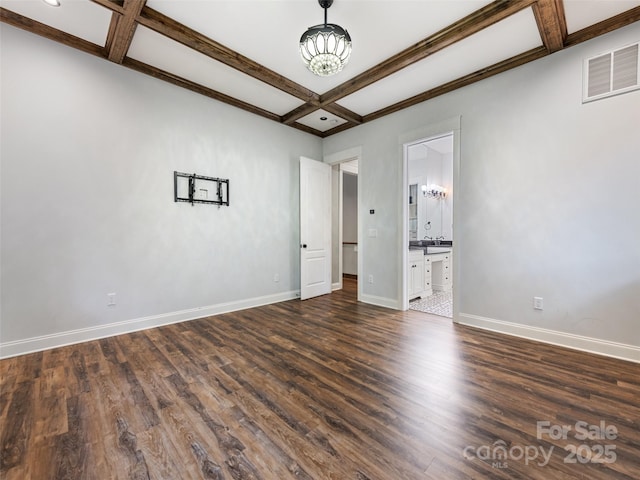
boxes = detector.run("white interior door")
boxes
[300,156,332,300]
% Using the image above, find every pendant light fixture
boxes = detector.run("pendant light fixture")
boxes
[299,0,352,76]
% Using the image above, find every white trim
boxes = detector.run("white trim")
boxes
[399,116,461,313]
[338,168,344,290]
[360,294,400,310]
[323,146,362,300]
[324,146,362,165]
[356,158,363,303]
[458,313,640,364]
[0,290,299,359]
[340,161,358,175]
[332,282,342,291]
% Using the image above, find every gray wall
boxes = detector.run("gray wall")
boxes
[343,173,358,243]
[324,24,640,353]
[0,26,322,353]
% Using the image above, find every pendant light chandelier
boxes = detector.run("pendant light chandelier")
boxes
[299,0,352,76]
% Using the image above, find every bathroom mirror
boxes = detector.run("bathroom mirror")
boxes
[407,135,453,241]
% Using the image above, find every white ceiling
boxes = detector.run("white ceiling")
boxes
[2,0,639,135]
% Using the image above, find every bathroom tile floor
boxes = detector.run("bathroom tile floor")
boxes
[409,290,452,318]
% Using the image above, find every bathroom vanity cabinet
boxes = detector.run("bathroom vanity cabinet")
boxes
[429,252,451,292]
[408,249,452,302]
[408,250,425,300]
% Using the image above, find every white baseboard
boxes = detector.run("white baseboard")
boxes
[457,313,640,364]
[0,290,300,359]
[332,281,342,291]
[360,294,400,310]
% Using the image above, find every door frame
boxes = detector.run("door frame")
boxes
[325,146,362,300]
[400,117,461,320]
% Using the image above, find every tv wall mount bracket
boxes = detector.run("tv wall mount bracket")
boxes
[174,171,229,207]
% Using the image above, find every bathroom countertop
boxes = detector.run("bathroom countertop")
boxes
[409,246,452,255]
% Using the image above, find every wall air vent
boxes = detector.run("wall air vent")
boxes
[583,42,639,103]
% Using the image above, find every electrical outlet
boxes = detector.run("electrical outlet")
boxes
[368,275,374,284]
[533,297,543,310]
[107,292,116,306]
[273,273,280,283]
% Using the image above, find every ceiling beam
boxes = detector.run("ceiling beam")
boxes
[533,0,567,53]
[322,104,363,125]
[281,104,317,125]
[319,0,537,106]
[318,121,359,138]
[122,57,282,123]
[282,104,321,126]
[283,101,362,126]
[136,6,320,105]
[290,123,325,137]
[346,8,640,133]
[90,0,125,16]
[364,46,548,124]
[105,12,119,53]
[0,8,106,59]
[565,6,640,48]
[318,5,640,136]
[107,0,146,63]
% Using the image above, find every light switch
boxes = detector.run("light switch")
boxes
[368,228,378,238]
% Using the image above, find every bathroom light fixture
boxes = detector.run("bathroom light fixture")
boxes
[299,0,352,76]
[423,184,447,199]
[42,0,61,6]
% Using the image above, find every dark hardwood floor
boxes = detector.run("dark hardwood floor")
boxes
[1,278,639,479]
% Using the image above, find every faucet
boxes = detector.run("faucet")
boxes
[434,236,444,245]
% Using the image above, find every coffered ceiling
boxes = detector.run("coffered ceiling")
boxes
[2,1,639,137]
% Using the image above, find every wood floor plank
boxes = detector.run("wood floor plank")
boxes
[1,278,638,479]
[52,395,91,480]
[0,375,16,421]
[0,380,33,473]
[15,351,42,384]
[145,403,221,479]
[34,366,68,438]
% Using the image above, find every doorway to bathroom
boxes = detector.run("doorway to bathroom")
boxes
[406,133,454,319]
